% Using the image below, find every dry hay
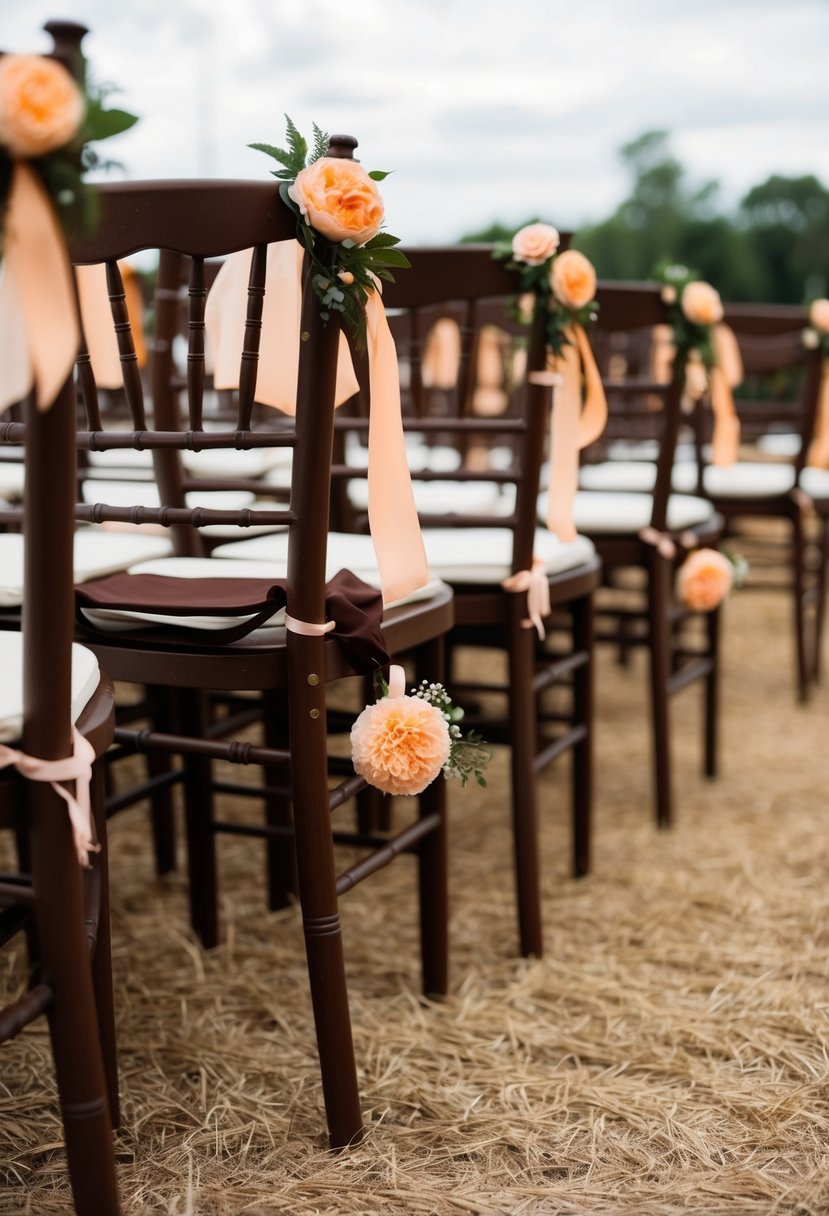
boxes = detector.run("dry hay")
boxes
[2,583,829,1215]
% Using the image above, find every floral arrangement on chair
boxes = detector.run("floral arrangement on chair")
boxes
[250,116,409,339]
[351,667,490,796]
[677,547,747,612]
[655,262,743,467]
[0,49,137,415]
[803,299,829,355]
[803,300,829,468]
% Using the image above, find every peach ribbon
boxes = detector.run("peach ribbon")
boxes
[807,361,829,468]
[652,323,743,467]
[75,262,147,388]
[0,728,96,867]
[501,558,551,639]
[0,162,80,413]
[387,664,406,698]
[421,317,461,390]
[284,615,336,637]
[205,241,429,605]
[543,324,608,542]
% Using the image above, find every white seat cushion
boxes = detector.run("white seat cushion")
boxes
[0,462,25,500]
[801,467,829,500]
[552,490,715,534]
[346,478,511,517]
[181,446,292,480]
[0,530,173,607]
[216,527,594,587]
[672,461,796,498]
[757,433,801,458]
[0,633,99,742]
[579,461,657,493]
[82,481,257,511]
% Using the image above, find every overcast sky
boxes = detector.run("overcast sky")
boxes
[6,1,829,242]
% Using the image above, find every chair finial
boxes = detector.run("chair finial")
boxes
[327,134,358,160]
[43,20,89,81]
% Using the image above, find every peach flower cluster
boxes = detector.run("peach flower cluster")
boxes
[351,690,450,796]
[511,222,560,266]
[551,249,597,310]
[681,280,724,327]
[808,298,829,334]
[289,157,384,246]
[677,548,733,612]
[0,54,85,159]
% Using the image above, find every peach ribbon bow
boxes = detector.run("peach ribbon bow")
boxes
[0,728,97,867]
[501,558,551,639]
[205,240,429,605]
[75,262,147,388]
[0,162,80,413]
[543,325,608,543]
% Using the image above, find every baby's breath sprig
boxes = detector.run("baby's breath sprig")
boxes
[410,679,491,788]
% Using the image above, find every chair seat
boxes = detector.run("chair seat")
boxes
[80,549,448,633]
[181,446,292,480]
[0,530,172,607]
[0,461,25,500]
[547,490,715,535]
[579,461,658,492]
[81,481,258,511]
[672,461,797,498]
[0,632,99,743]
[346,478,512,517]
[215,527,595,587]
[801,467,829,501]
[757,432,801,458]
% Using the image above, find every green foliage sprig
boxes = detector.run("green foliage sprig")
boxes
[251,115,410,343]
[654,260,717,367]
[410,679,491,788]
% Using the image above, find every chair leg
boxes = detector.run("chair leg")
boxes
[812,512,828,683]
[415,636,448,997]
[30,786,121,1215]
[646,548,674,828]
[288,633,362,1149]
[571,594,594,878]
[146,686,177,876]
[178,689,219,949]
[703,605,721,779]
[506,596,543,958]
[262,689,298,910]
[90,762,121,1130]
[793,513,811,703]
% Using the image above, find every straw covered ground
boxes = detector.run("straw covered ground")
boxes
[2,576,829,1214]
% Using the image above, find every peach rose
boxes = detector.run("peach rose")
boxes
[550,249,597,310]
[677,548,733,612]
[511,222,560,266]
[681,281,724,327]
[808,298,829,334]
[0,54,85,159]
[288,157,384,246]
[351,693,450,796]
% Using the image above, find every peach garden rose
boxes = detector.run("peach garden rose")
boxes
[808,298,829,334]
[511,222,560,266]
[681,280,724,327]
[550,249,597,310]
[0,54,85,159]
[288,157,384,246]
[351,689,451,796]
[677,548,733,612]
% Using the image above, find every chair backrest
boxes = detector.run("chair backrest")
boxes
[66,178,341,626]
[587,281,688,531]
[346,245,549,574]
[717,303,823,476]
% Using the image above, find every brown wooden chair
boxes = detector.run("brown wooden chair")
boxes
[0,368,120,1208]
[551,282,725,829]
[59,164,453,1148]
[673,304,827,701]
[220,247,602,958]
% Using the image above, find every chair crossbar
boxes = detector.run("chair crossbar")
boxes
[335,813,441,896]
[0,983,54,1044]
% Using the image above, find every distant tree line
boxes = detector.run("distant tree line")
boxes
[460,131,829,305]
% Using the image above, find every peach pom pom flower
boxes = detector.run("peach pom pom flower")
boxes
[352,667,490,796]
[677,548,738,612]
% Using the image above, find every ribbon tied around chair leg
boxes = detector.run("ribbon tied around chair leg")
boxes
[502,558,551,639]
[0,728,97,867]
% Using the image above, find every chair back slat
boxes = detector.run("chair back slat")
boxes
[186,256,207,431]
[105,259,146,429]
[237,245,268,430]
